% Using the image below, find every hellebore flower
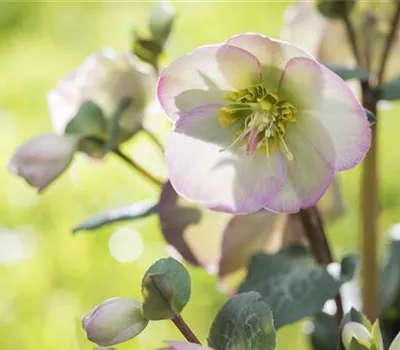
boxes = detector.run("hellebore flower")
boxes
[157,33,371,214]
[82,297,148,347]
[48,48,153,145]
[9,134,78,192]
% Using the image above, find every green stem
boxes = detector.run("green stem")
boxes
[299,207,343,326]
[142,127,165,154]
[113,148,164,187]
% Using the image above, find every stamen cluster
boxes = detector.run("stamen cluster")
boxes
[218,84,298,159]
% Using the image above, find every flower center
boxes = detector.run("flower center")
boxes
[218,84,298,160]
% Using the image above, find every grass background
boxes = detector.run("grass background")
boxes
[0,2,400,349]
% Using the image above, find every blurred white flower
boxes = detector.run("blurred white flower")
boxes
[48,48,154,142]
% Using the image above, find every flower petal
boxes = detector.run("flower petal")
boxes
[219,210,277,276]
[9,134,78,192]
[306,65,371,171]
[166,104,286,214]
[157,44,262,122]
[158,181,231,273]
[279,57,323,110]
[216,44,262,90]
[281,2,327,58]
[227,33,313,91]
[389,331,400,350]
[264,125,334,213]
[164,341,213,350]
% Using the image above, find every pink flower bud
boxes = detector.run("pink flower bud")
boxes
[9,134,78,192]
[83,297,148,347]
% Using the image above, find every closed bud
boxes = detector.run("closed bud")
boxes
[83,297,148,347]
[341,322,372,350]
[149,2,175,46]
[9,134,78,192]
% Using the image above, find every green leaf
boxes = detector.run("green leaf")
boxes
[72,200,157,233]
[133,35,163,69]
[325,65,370,81]
[239,246,358,329]
[310,312,338,350]
[379,75,400,101]
[149,2,175,46]
[65,101,107,138]
[103,97,132,153]
[208,291,276,350]
[65,101,108,156]
[316,0,356,19]
[141,258,191,320]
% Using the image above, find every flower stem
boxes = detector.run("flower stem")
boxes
[171,314,202,344]
[359,1,400,322]
[113,148,164,187]
[142,127,165,154]
[359,113,379,322]
[377,2,400,83]
[341,11,361,65]
[298,206,343,326]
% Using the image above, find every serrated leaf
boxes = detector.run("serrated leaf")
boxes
[325,65,370,81]
[378,76,400,101]
[239,246,357,329]
[72,200,157,233]
[208,291,276,350]
[141,258,191,320]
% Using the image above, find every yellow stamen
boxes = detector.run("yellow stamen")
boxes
[219,85,298,158]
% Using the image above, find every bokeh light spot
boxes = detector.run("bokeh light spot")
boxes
[108,227,144,263]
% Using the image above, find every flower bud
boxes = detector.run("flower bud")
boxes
[149,2,175,46]
[82,297,148,347]
[48,49,153,144]
[9,134,78,192]
[341,322,372,350]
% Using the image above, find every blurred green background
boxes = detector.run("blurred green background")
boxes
[1,1,400,350]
